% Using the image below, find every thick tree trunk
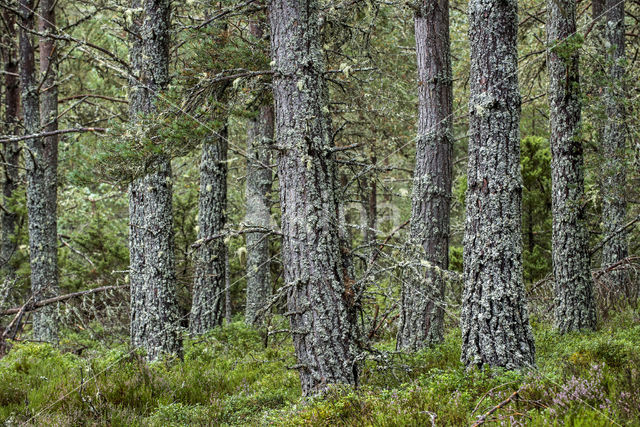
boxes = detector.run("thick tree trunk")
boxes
[128,0,182,360]
[269,0,358,395]
[244,105,273,326]
[1,10,21,276]
[547,0,597,332]
[19,0,59,342]
[600,0,628,280]
[398,0,453,351]
[461,0,535,369]
[190,126,228,334]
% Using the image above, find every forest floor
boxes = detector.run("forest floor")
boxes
[1,308,639,426]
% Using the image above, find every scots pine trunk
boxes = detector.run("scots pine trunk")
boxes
[190,126,228,334]
[398,0,453,351]
[19,0,59,342]
[600,0,628,278]
[128,0,182,360]
[547,0,597,332]
[1,10,21,275]
[269,0,358,395]
[244,105,273,326]
[461,0,535,369]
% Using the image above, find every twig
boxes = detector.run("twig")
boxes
[0,285,128,316]
[471,390,519,427]
[0,127,106,144]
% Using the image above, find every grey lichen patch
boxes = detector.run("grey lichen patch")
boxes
[128,0,182,360]
[269,0,358,395]
[190,128,228,335]
[398,0,453,352]
[461,0,535,370]
[546,0,597,333]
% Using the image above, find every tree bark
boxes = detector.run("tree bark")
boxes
[398,0,453,351]
[269,0,358,395]
[128,0,182,360]
[547,0,597,332]
[189,125,228,334]
[1,9,21,277]
[461,0,535,369]
[19,0,60,343]
[600,0,628,282]
[244,105,273,326]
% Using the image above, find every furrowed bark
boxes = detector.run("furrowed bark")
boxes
[190,125,228,334]
[19,0,60,342]
[244,105,273,326]
[398,0,453,351]
[1,9,21,276]
[546,0,597,332]
[269,0,358,395]
[600,0,628,283]
[128,0,182,360]
[461,0,535,369]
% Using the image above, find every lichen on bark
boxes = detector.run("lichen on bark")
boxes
[546,0,597,332]
[128,0,182,360]
[269,0,358,395]
[244,105,273,326]
[461,0,535,370]
[398,0,453,351]
[190,125,228,335]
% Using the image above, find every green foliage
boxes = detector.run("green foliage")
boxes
[521,136,553,283]
[2,314,639,425]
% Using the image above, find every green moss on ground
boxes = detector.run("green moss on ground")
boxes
[1,310,639,425]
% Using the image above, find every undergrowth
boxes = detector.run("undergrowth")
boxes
[1,309,639,425]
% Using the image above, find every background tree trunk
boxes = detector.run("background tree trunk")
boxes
[244,105,273,326]
[547,0,597,332]
[269,0,358,395]
[128,0,182,360]
[19,0,60,342]
[190,126,228,334]
[461,0,535,369]
[398,0,453,351]
[600,0,628,281]
[1,10,21,277]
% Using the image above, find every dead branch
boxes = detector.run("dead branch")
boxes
[0,285,128,316]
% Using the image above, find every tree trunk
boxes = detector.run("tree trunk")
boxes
[19,0,59,342]
[546,0,597,332]
[190,126,228,334]
[128,0,182,360]
[461,0,535,369]
[600,0,628,281]
[269,0,358,395]
[398,0,453,351]
[244,105,273,326]
[1,9,21,277]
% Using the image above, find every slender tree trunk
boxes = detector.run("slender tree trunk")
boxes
[461,0,535,369]
[600,0,628,281]
[269,0,358,395]
[1,10,21,276]
[398,0,453,351]
[19,0,59,342]
[190,125,228,334]
[128,0,182,360]
[547,0,597,332]
[244,105,273,326]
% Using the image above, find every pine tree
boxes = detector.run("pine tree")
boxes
[600,0,628,280]
[269,0,358,394]
[19,0,60,342]
[128,0,182,360]
[398,0,453,350]
[461,0,535,369]
[547,0,597,332]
